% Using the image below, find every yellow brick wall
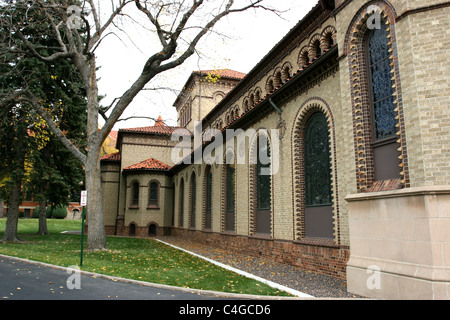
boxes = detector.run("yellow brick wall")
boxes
[101,162,120,227]
[124,172,173,229]
[395,5,450,186]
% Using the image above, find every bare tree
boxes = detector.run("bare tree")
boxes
[0,0,278,251]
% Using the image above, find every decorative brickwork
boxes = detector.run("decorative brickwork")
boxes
[291,98,339,243]
[248,129,273,237]
[343,1,409,192]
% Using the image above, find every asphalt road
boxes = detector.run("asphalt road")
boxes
[0,255,230,300]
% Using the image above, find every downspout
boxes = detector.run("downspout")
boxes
[198,77,202,122]
[269,98,282,115]
[114,157,122,235]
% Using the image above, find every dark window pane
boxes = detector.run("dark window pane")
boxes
[191,174,196,228]
[368,24,395,141]
[225,162,235,231]
[374,96,396,139]
[149,182,158,206]
[179,180,184,227]
[205,167,212,229]
[132,182,139,206]
[305,113,332,206]
[226,164,235,213]
[257,139,271,210]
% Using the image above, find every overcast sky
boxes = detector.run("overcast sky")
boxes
[95,0,318,130]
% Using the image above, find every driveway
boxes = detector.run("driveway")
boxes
[0,255,234,300]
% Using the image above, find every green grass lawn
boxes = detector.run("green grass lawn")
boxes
[0,218,290,296]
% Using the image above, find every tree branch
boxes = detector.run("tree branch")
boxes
[0,90,87,165]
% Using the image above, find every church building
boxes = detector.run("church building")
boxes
[100,0,450,299]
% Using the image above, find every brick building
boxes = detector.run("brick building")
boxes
[100,0,450,299]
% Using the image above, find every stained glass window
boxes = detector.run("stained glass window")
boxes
[305,112,332,206]
[179,179,184,227]
[257,138,271,210]
[225,159,235,231]
[368,24,396,140]
[205,166,213,229]
[190,173,196,228]
[131,182,139,207]
[226,163,235,213]
[149,182,158,207]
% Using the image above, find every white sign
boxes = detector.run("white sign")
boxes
[80,190,87,206]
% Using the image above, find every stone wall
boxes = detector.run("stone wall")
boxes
[346,186,450,299]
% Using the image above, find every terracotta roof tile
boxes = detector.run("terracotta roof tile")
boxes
[124,158,171,171]
[195,69,246,80]
[100,152,120,161]
[119,116,191,136]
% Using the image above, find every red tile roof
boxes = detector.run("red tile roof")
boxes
[100,152,120,161]
[195,69,246,80]
[123,158,171,171]
[119,116,191,136]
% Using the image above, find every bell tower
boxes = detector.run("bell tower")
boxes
[173,69,246,133]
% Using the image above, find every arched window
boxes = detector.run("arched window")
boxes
[366,22,399,181]
[255,134,271,235]
[179,178,184,227]
[148,181,159,208]
[190,172,196,228]
[171,183,175,226]
[131,181,139,207]
[304,112,333,239]
[225,152,235,232]
[204,165,213,230]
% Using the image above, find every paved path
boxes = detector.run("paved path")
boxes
[0,255,232,300]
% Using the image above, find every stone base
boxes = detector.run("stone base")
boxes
[345,185,450,299]
[347,260,450,299]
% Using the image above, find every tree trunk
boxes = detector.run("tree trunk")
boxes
[80,55,107,251]
[3,183,21,242]
[0,199,4,218]
[85,147,107,251]
[2,139,25,242]
[37,199,48,235]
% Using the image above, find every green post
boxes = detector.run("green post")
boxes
[80,206,86,267]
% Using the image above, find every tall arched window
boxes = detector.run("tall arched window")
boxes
[148,181,159,208]
[190,172,196,228]
[304,112,333,239]
[366,22,399,181]
[204,165,213,230]
[179,178,184,227]
[225,152,235,232]
[171,183,175,226]
[131,181,139,207]
[255,134,271,235]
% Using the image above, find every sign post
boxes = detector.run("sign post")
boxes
[80,190,87,267]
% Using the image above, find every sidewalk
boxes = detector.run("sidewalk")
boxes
[156,236,363,299]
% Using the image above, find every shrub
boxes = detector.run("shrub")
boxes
[46,205,68,219]
[45,206,53,218]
